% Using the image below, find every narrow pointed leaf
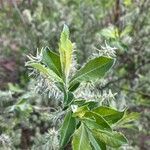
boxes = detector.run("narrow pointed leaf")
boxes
[42,47,62,77]
[93,106,125,124]
[115,112,140,128]
[73,99,98,109]
[26,62,63,83]
[72,124,92,150]
[64,91,74,105]
[59,24,73,77]
[93,130,128,148]
[120,112,140,123]
[60,111,76,148]
[69,82,80,92]
[87,129,106,150]
[83,111,112,131]
[70,56,115,87]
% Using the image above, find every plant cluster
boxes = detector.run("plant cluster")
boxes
[0,0,149,149]
[26,25,138,150]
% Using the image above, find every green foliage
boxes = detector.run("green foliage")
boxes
[93,106,125,124]
[59,24,74,79]
[1,0,149,149]
[42,47,62,77]
[60,110,76,148]
[26,62,63,83]
[26,26,137,150]
[92,130,127,148]
[86,128,106,150]
[72,124,92,150]
[9,99,33,119]
[69,56,115,90]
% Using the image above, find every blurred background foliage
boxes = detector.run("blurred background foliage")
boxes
[0,0,150,149]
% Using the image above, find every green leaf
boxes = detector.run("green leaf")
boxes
[9,99,33,118]
[84,101,98,110]
[74,99,86,106]
[72,124,92,150]
[112,40,128,51]
[115,112,140,128]
[42,47,62,77]
[100,27,119,39]
[93,106,125,124]
[8,83,24,93]
[73,99,98,109]
[93,130,128,148]
[59,24,74,78]
[83,111,112,131]
[120,25,132,37]
[69,82,80,92]
[70,56,115,86]
[64,91,74,105]
[60,110,76,148]
[87,128,106,150]
[123,0,132,6]
[73,105,89,118]
[121,112,140,123]
[26,62,63,83]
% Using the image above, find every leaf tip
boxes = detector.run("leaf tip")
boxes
[62,24,70,37]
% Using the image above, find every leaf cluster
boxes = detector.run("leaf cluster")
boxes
[26,26,138,150]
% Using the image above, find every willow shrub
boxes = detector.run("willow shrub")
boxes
[26,25,138,150]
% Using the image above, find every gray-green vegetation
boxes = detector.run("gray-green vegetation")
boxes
[0,0,149,149]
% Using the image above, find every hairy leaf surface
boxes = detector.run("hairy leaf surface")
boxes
[26,62,63,83]
[59,24,73,78]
